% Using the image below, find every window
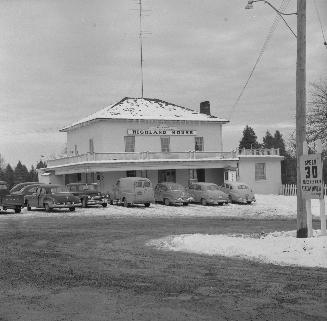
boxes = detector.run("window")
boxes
[125,136,135,152]
[89,139,94,153]
[126,170,136,177]
[161,136,170,152]
[255,163,266,180]
[77,173,82,182]
[195,137,204,151]
[158,169,176,183]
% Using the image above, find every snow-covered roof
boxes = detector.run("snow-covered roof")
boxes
[60,97,229,132]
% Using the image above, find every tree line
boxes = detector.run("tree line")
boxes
[0,155,47,189]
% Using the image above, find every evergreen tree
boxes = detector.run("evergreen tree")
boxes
[28,165,38,182]
[36,160,47,169]
[239,125,261,150]
[4,164,14,188]
[262,131,275,149]
[273,130,287,156]
[14,161,29,185]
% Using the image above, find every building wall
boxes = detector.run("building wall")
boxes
[66,119,224,155]
[238,157,282,194]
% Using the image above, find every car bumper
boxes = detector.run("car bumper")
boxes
[87,198,108,205]
[51,202,82,209]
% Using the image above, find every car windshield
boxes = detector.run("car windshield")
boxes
[237,185,249,190]
[50,186,69,193]
[168,184,184,190]
[79,184,97,191]
[206,185,218,191]
[0,184,7,190]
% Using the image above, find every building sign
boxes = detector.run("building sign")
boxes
[300,153,324,199]
[127,127,197,136]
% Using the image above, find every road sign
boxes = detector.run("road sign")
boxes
[300,153,324,199]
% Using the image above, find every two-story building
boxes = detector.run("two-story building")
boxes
[40,97,283,194]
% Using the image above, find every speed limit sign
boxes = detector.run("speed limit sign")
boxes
[300,153,323,199]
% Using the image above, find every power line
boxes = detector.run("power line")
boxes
[228,0,292,121]
[313,0,327,50]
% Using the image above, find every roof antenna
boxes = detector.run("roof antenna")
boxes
[139,0,144,98]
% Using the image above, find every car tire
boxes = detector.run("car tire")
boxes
[82,198,88,208]
[201,198,207,206]
[44,203,51,212]
[14,206,21,214]
[144,202,150,207]
[69,207,75,212]
[164,198,170,206]
[102,203,108,207]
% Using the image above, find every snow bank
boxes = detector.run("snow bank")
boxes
[147,230,327,268]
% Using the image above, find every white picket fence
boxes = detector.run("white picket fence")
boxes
[280,184,327,196]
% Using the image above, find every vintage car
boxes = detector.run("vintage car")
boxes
[111,177,154,207]
[154,182,193,206]
[188,182,229,206]
[25,184,81,212]
[219,181,256,204]
[66,183,108,208]
[0,181,25,213]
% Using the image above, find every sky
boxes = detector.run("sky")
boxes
[0,0,326,168]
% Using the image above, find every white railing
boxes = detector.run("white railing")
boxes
[280,184,327,196]
[47,151,238,167]
[238,148,280,156]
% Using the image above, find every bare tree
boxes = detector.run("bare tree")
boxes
[307,80,327,148]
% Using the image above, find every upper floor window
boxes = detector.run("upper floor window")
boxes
[195,137,204,151]
[89,139,94,153]
[161,136,170,152]
[124,136,135,152]
[255,163,266,180]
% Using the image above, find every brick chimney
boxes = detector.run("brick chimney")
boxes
[200,101,210,115]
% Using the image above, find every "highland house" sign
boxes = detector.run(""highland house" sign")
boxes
[127,128,197,136]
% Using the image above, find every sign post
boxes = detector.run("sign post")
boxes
[300,141,325,237]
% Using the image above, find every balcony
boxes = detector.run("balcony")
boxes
[47,151,238,168]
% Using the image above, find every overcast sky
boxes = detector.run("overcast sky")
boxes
[0,0,326,167]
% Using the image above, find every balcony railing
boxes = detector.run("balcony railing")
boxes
[47,151,238,167]
[238,148,280,156]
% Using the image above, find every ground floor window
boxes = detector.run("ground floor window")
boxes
[158,169,176,183]
[196,169,205,182]
[255,163,266,180]
[126,170,136,177]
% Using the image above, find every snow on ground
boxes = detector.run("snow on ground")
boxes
[147,230,327,268]
[0,195,325,221]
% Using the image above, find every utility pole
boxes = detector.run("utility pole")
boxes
[296,0,307,238]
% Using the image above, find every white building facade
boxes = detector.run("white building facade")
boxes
[40,97,283,195]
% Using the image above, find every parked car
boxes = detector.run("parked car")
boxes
[154,182,193,206]
[12,183,44,208]
[10,182,42,194]
[219,181,256,204]
[66,183,108,208]
[111,177,154,207]
[0,181,25,213]
[25,184,81,212]
[188,182,229,206]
